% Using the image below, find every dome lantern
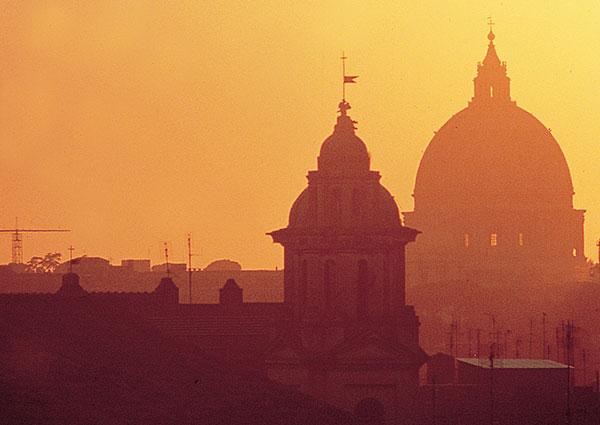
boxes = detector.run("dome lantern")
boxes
[317,101,370,176]
[471,28,512,106]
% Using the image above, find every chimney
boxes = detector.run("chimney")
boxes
[55,273,87,298]
[153,276,179,305]
[219,278,243,306]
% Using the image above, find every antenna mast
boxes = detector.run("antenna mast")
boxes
[0,217,70,264]
[340,53,358,105]
[164,242,170,276]
[68,245,75,273]
[542,312,547,359]
[187,234,194,304]
[341,52,347,101]
[565,320,573,425]
[529,318,534,358]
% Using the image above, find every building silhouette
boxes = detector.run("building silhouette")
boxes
[0,274,354,425]
[1,258,283,304]
[267,99,427,418]
[404,30,587,287]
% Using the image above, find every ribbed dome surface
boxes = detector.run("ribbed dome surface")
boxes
[414,103,574,211]
[288,184,402,229]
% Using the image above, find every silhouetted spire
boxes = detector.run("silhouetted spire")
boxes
[483,30,501,66]
[340,53,358,102]
[315,57,367,174]
[470,26,513,106]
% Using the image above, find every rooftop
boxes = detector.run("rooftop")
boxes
[456,358,571,369]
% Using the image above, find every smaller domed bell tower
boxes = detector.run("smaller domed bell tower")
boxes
[268,99,420,323]
[267,90,427,416]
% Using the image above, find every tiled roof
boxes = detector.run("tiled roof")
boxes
[146,315,273,337]
[0,298,354,425]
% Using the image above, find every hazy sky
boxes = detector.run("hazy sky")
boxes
[1,1,598,267]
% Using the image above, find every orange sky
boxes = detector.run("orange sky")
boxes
[1,1,599,267]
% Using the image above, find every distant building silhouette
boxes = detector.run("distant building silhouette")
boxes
[55,256,111,274]
[152,262,187,273]
[121,258,151,272]
[205,259,242,271]
[404,30,587,287]
[0,259,284,304]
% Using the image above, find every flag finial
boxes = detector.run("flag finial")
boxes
[340,52,358,103]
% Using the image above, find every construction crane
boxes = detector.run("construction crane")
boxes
[0,218,70,264]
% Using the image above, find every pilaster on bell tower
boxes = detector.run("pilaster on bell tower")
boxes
[470,22,514,106]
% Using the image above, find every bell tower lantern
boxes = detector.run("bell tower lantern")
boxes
[268,99,420,322]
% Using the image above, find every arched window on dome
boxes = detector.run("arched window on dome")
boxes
[357,260,368,318]
[324,260,335,311]
[518,233,524,247]
[490,233,498,247]
[464,233,470,248]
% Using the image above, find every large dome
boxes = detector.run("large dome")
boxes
[414,103,574,212]
[413,31,574,213]
[405,30,586,288]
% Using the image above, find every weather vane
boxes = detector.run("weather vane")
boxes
[340,52,358,103]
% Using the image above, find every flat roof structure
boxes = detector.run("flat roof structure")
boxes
[456,358,570,369]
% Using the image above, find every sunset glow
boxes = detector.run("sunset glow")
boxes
[1,1,598,267]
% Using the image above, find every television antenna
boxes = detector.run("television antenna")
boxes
[0,218,70,264]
